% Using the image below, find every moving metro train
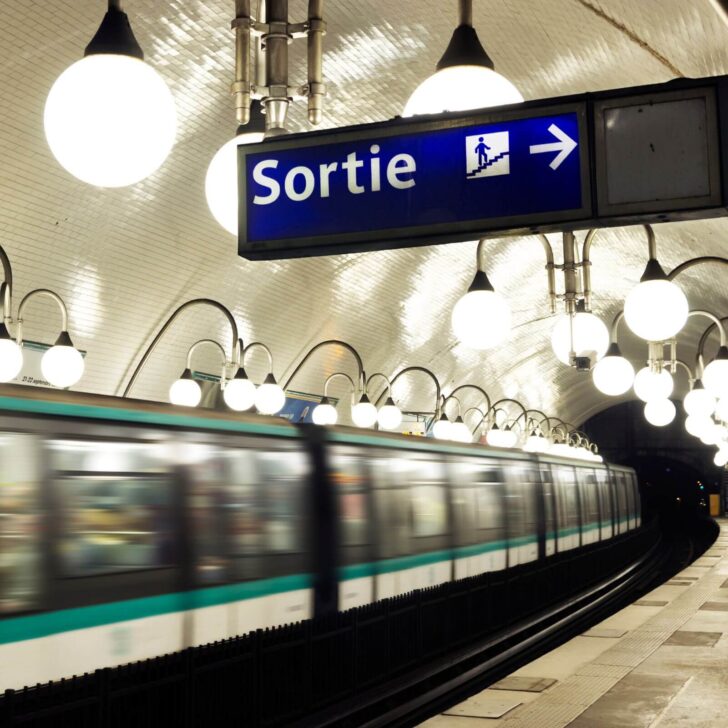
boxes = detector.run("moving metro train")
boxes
[0,385,640,689]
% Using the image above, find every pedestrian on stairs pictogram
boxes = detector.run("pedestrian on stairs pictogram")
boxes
[465,131,510,178]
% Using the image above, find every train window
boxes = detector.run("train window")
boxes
[595,469,612,522]
[256,450,307,553]
[449,460,504,544]
[411,484,447,537]
[0,434,41,614]
[614,472,628,533]
[540,466,556,547]
[506,465,539,541]
[329,449,369,546]
[409,458,448,538]
[51,440,173,577]
[577,470,600,525]
[554,466,580,546]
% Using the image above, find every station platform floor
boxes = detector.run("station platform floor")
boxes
[422,520,728,728]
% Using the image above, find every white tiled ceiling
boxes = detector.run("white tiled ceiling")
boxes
[0,0,727,427]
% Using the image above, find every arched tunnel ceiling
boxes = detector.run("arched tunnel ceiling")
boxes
[1,0,727,427]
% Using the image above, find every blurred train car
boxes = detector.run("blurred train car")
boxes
[0,386,640,689]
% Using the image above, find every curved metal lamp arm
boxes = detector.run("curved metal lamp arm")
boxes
[668,256,728,281]
[476,235,555,313]
[0,245,12,326]
[366,372,392,400]
[525,409,549,433]
[122,298,240,398]
[282,339,365,392]
[186,339,227,383]
[377,365,441,415]
[673,359,695,384]
[446,383,491,413]
[688,310,727,347]
[583,225,655,311]
[243,341,274,374]
[16,288,69,343]
[323,371,356,401]
[698,316,728,360]
[609,310,625,344]
[442,394,463,418]
[486,397,528,426]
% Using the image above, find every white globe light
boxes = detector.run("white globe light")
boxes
[255,380,286,415]
[41,345,84,388]
[451,289,511,350]
[205,128,265,235]
[223,376,256,411]
[523,434,545,453]
[685,415,712,438]
[550,312,609,366]
[351,399,378,428]
[592,353,634,396]
[432,417,452,440]
[487,427,517,448]
[44,55,176,187]
[716,398,728,422]
[312,402,337,426]
[624,279,688,342]
[377,402,402,430]
[700,424,721,446]
[703,350,728,399]
[684,386,715,418]
[633,367,673,402]
[714,449,728,467]
[0,337,23,382]
[644,398,676,427]
[169,377,201,407]
[450,419,472,443]
[404,65,523,116]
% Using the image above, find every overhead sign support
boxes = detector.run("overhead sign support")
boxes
[238,75,728,260]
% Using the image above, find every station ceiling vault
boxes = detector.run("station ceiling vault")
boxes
[1,0,727,426]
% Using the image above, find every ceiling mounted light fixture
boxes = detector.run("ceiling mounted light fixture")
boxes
[623,226,688,342]
[312,372,357,427]
[367,373,403,430]
[644,398,676,427]
[551,309,609,367]
[44,0,176,187]
[432,412,453,440]
[591,311,634,396]
[403,0,522,116]
[633,366,673,402]
[351,393,378,428]
[206,0,326,234]
[223,366,256,411]
[170,339,227,408]
[452,239,511,350]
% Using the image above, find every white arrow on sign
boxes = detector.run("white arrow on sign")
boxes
[529,124,577,170]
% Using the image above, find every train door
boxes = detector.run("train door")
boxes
[595,468,614,540]
[449,458,506,578]
[327,444,376,611]
[372,450,451,599]
[540,464,557,556]
[504,461,540,566]
[553,465,581,551]
[576,468,600,545]
[185,441,312,643]
[613,471,628,534]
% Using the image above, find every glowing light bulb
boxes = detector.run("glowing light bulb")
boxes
[41,332,84,388]
[451,289,511,350]
[206,126,265,235]
[255,374,285,415]
[377,398,402,430]
[223,370,256,411]
[703,347,728,399]
[312,401,337,426]
[551,312,609,366]
[683,385,715,418]
[169,371,201,407]
[700,424,721,446]
[432,416,452,440]
[45,55,175,187]
[716,398,728,422]
[351,395,377,428]
[0,331,23,383]
[633,367,673,402]
[624,279,688,342]
[685,415,712,438]
[487,426,517,448]
[644,398,676,427]
[523,433,545,452]
[592,347,634,396]
[714,449,728,467]
[450,417,472,443]
[404,65,522,116]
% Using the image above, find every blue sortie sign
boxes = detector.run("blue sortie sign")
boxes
[239,107,587,258]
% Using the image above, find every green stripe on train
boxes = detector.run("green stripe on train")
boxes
[0,522,636,645]
[0,396,296,438]
[0,573,312,645]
